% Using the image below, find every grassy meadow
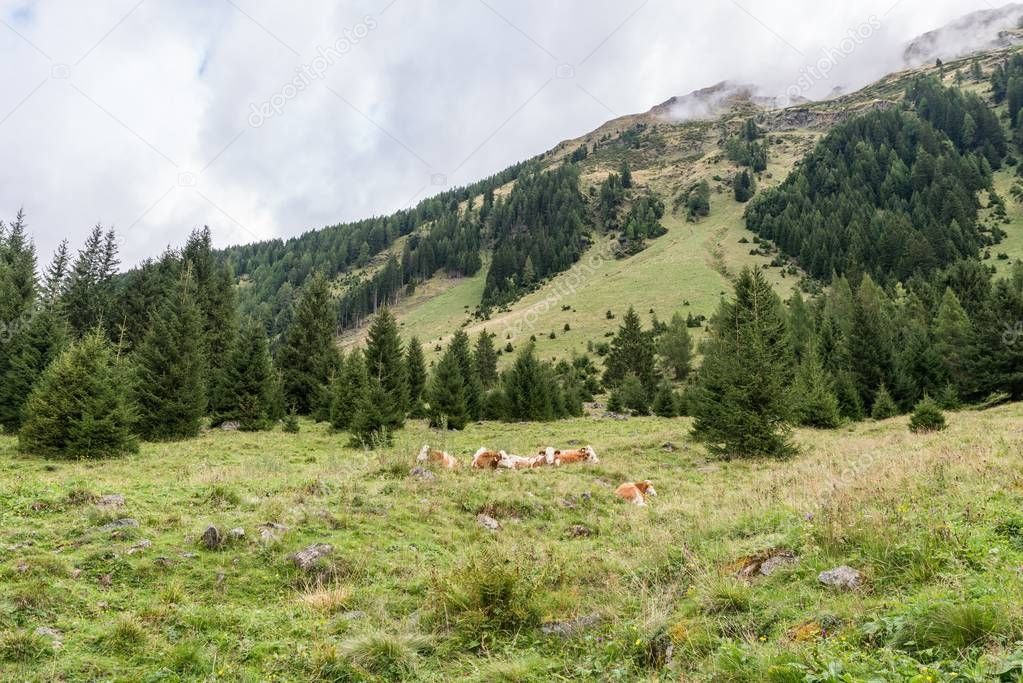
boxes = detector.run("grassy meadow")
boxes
[3,403,1023,680]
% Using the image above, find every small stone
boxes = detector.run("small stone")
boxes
[126,539,152,555]
[34,627,62,648]
[180,552,198,559]
[566,524,594,538]
[69,568,83,578]
[759,553,797,576]
[220,421,240,431]
[154,557,174,568]
[818,565,862,590]
[542,614,602,638]
[408,466,436,481]
[99,518,138,532]
[477,514,501,531]
[258,522,288,542]
[291,543,333,571]
[662,442,677,452]
[200,525,223,550]
[97,494,125,508]
[99,573,112,587]
[340,610,366,621]
[228,527,245,540]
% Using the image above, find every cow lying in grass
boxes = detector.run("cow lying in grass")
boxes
[615,480,657,506]
[497,452,548,470]
[539,445,599,465]
[417,445,460,469]
[471,447,504,469]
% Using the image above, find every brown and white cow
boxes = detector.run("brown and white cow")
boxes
[497,452,549,470]
[615,480,657,506]
[540,445,599,465]
[471,447,504,469]
[417,444,460,469]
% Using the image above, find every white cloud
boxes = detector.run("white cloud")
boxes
[0,0,997,266]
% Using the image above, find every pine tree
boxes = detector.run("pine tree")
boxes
[909,395,947,433]
[330,349,368,431]
[791,345,841,428]
[405,337,427,416]
[849,275,895,410]
[19,330,138,458]
[620,160,633,189]
[691,268,796,458]
[502,343,554,421]
[427,346,469,430]
[278,272,338,416]
[362,308,408,428]
[133,272,206,441]
[657,312,692,380]
[870,383,899,420]
[603,306,656,389]
[652,382,678,417]
[931,287,975,397]
[474,330,499,388]
[733,170,756,202]
[216,317,275,431]
[619,373,650,415]
[64,225,118,338]
[350,379,393,446]
[0,307,67,433]
[449,329,483,420]
[41,239,69,307]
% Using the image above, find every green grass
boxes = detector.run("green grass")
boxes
[3,404,1023,680]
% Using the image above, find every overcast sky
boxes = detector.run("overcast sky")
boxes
[0,0,1000,267]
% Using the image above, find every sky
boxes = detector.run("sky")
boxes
[0,0,1004,267]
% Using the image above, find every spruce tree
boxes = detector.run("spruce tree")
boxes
[603,306,656,389]
[791,345,841,428]
[449,329,483,420]
[278,273,338,416]
[330,349,368,431]
[19,330,138,458]
[0,308,67,433]
[474,330,499,388]
[216,317,275,431]
[652,382,678,417]
[350,379,392,446]
[405,337,427,416]
[909,395,947,433]
[427,347,469,430]
[691,267,796,458]
[870,383,899,420]
[503,343,554,422]
[133,272,206,441]
[619,373,650,415]
[931,287,974,397]
[362,307,408,427]
[657,312,692,380]
[849,275,895,410]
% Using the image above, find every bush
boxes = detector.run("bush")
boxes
[909,395,946,433]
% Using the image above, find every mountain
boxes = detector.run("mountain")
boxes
[903,3,1023,66]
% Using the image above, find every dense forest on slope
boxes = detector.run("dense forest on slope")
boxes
[745,80,1000,283]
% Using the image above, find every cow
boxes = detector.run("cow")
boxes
[540,445,599,465]
[497,452,549,470]
[615,480,657,506]
[417,444,460,469]
[471,447,504,469]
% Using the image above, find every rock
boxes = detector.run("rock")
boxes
[662,442,677,453]
[818,565,862,590]
[566,524,594,538]
[200,525,224,550]
[258,522,288,543]
[408,466,436,481]
[603,411,628,420]
[291,543,333,571]
[339,610,366,621]
[99,518,138,532]
[126,539,151,555]
[542,614,602,638]
[180,552,198,559]
[228,527,245,541]
[34,627,62,648]
[154,557,174,568]
[476,514,501,531]
[220,421,240,431]
[759,553,798,576]
[69,568,83,579]
[97,494,125,508]
[733,549,797,579]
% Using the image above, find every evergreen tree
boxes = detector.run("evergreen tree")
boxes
[278,273,338,416]
[363,307,408,428]
[0,307,67,432]
[474,330,499,388]
[603,306,656,389]
[619,372,650,415]
[350,379,393,446]
[786,291,814,364]
[502,343,555,422]
[330,349,368,431]
[427,346,469,430]
[691,268,796,458]
[652,382,678,417]
[657,312,692,380]
[733,169,756,202]
[19,330,138,458]
[405,337,427,416]
[41,239,69,307]
[216,317,275,430]
[930,287,975,397]
[849,275,895,410]
[620,159,633,189]
[909,395,947,432]
[870,383,899,420]
[64,225,118,337]
[133,272,206,441]
[791,345,841,428]
[449,329,483,420]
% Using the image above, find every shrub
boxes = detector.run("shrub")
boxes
[909,395,946,433]
[283,411,300,433]
[890,601,1007,657]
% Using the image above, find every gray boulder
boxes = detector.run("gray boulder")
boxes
[818,565,862,589]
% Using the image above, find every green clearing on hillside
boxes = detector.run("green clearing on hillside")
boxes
[3,405,1023,680]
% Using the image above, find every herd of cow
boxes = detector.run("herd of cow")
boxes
[416,444,658,507]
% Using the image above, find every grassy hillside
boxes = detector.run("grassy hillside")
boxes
[3,405,1023,680]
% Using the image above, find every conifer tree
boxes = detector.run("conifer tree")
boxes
[64,225,118,337]
[41,239,69,307]
[849,275,895,409]
[502,343,554,422]
[330,349,368,431]
[603,306,656,389]
[133,272,206,441]
[0,209,37,326]
[0,307,66,433]
[909,395,947,433]
[733,170,756,202]
[19,330,138,458]
[657,312,692,380]
[791,345,841,428]
[405,337,427,416]
[870,383,899,420]
[362,307,408,426]
[278,272,338,416]
[449,329,483,420]
[931,287,974,396]
[427,347,469,430]
[350,379,392,446]
[691,268,795,458]
[216,317,275,430]
[652,382,678,417]
[474,330,499,388]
